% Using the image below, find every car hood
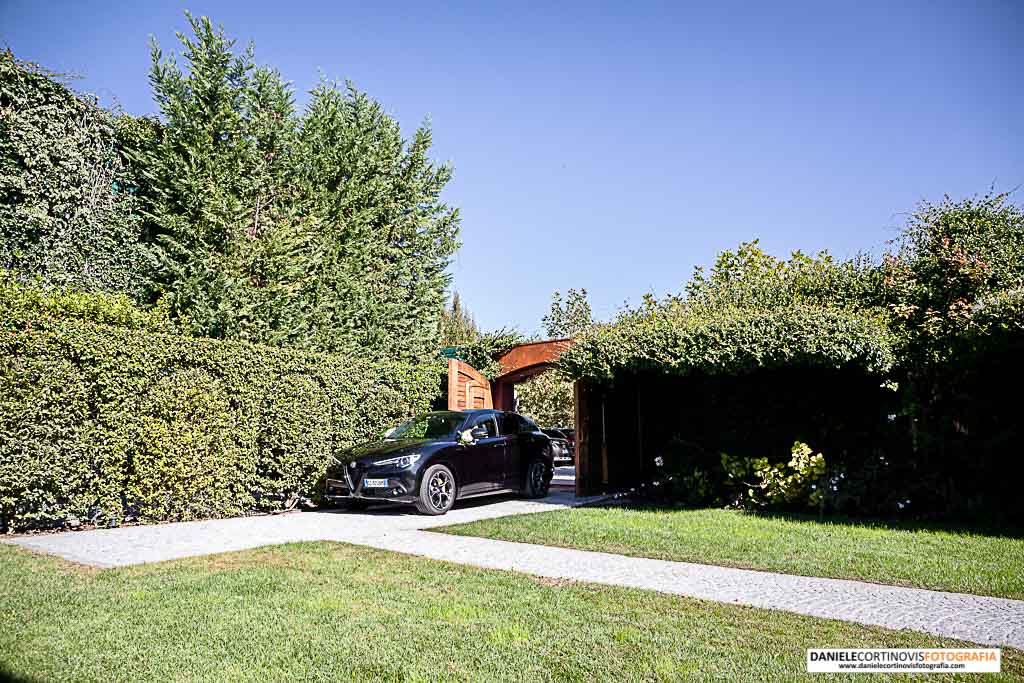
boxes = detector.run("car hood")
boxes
[340,438,448,465]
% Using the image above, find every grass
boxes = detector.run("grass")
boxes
[438,506,1024,599]
[2,542,1021,681]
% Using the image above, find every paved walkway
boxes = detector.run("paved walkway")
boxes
[552,464,575,485]
[6,493,1024,650]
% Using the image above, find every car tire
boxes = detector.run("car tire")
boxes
[524,460,551,498]
[415,464,457,515]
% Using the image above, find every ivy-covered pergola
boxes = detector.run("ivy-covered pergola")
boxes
[560,305,895,496]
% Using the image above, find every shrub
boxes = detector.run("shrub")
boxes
[560,243,892,382]
[0,296,436,532]
[649,441,828,512]
[561,304,894,382]
[746,443,827,510]
[880,193,1024,521]
[446,329,529,380]
[0,270,177,332]
[0,51,148,299]
[515,369,575,428]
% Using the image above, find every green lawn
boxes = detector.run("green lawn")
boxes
[2,543,1020,681]
[439,506,1024,599]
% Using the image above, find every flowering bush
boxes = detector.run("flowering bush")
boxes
[748,442,827,509]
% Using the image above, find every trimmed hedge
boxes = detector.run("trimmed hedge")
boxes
[0,307,436,533]
[560,305,894,382]
[0,270,176,332]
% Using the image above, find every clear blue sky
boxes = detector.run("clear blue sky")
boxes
[3,1,1021,335]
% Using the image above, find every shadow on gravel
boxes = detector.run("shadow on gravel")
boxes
[314,492,526,517]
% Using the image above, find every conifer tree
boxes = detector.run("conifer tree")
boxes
[440,292,479,346]
[140,14,459,360]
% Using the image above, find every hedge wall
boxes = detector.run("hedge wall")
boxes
[0,306,436,533]
[560,305,894,382]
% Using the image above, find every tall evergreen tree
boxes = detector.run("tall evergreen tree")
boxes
[439,291,479,346]
[292,81,459,360]
[140,14,459,360]
[142,14,304,343]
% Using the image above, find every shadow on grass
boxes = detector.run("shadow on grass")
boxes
[0,665,40,683]
[591,501,1024,540]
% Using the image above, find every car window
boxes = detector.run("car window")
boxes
[519,416,540,434]
[388,412,466,440]
[499,412,522,436]
[470,415,498,438]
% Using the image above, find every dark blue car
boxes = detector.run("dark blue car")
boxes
[324,409,554,515]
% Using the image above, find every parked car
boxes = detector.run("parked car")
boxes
[542,428,573,463]
[324,409,554,515]
[553,427,576,454]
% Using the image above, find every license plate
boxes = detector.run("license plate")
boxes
[362,478,388,488]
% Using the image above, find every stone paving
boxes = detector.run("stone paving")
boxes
[5,492,1023,649]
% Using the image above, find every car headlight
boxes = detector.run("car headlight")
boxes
[372,453,422,469]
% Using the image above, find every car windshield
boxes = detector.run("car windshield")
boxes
[386,412,466,440]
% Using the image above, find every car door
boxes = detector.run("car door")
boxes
[459,414,505,495]
[499,412,524,489]
[513,415,547,488]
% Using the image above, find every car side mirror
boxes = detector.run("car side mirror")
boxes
[470,426,489,440]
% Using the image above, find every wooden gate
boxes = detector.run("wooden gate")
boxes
[447,359,492,410]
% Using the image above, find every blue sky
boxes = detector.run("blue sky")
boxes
[3,1,1021,335]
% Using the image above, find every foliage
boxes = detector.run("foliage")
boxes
[447,328,530,380]
[0,269,178,332]
[0,50,148,299]
[542,287,594,338]
[881,192,1024,366]
[0,290,435,533]
[878,192,1024,520]
[561,304,894,382]
[720,444,829,511]
[515,369,575,427]
[744,443,827,510]
[683,240,880,314]
[439,291,479,347]
[561,245,892,382]
[136,14,458,361]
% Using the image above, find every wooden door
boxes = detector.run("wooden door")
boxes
[447,359,493,410]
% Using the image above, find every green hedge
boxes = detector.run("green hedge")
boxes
[0,307,436,532]
[0,270,176,332]
[560,305,894,382]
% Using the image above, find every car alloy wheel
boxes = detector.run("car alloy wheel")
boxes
[526,460,549,498]
[530,462,545,492]
[427,470,453,511]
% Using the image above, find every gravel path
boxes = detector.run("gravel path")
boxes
[6,492,1023,649]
